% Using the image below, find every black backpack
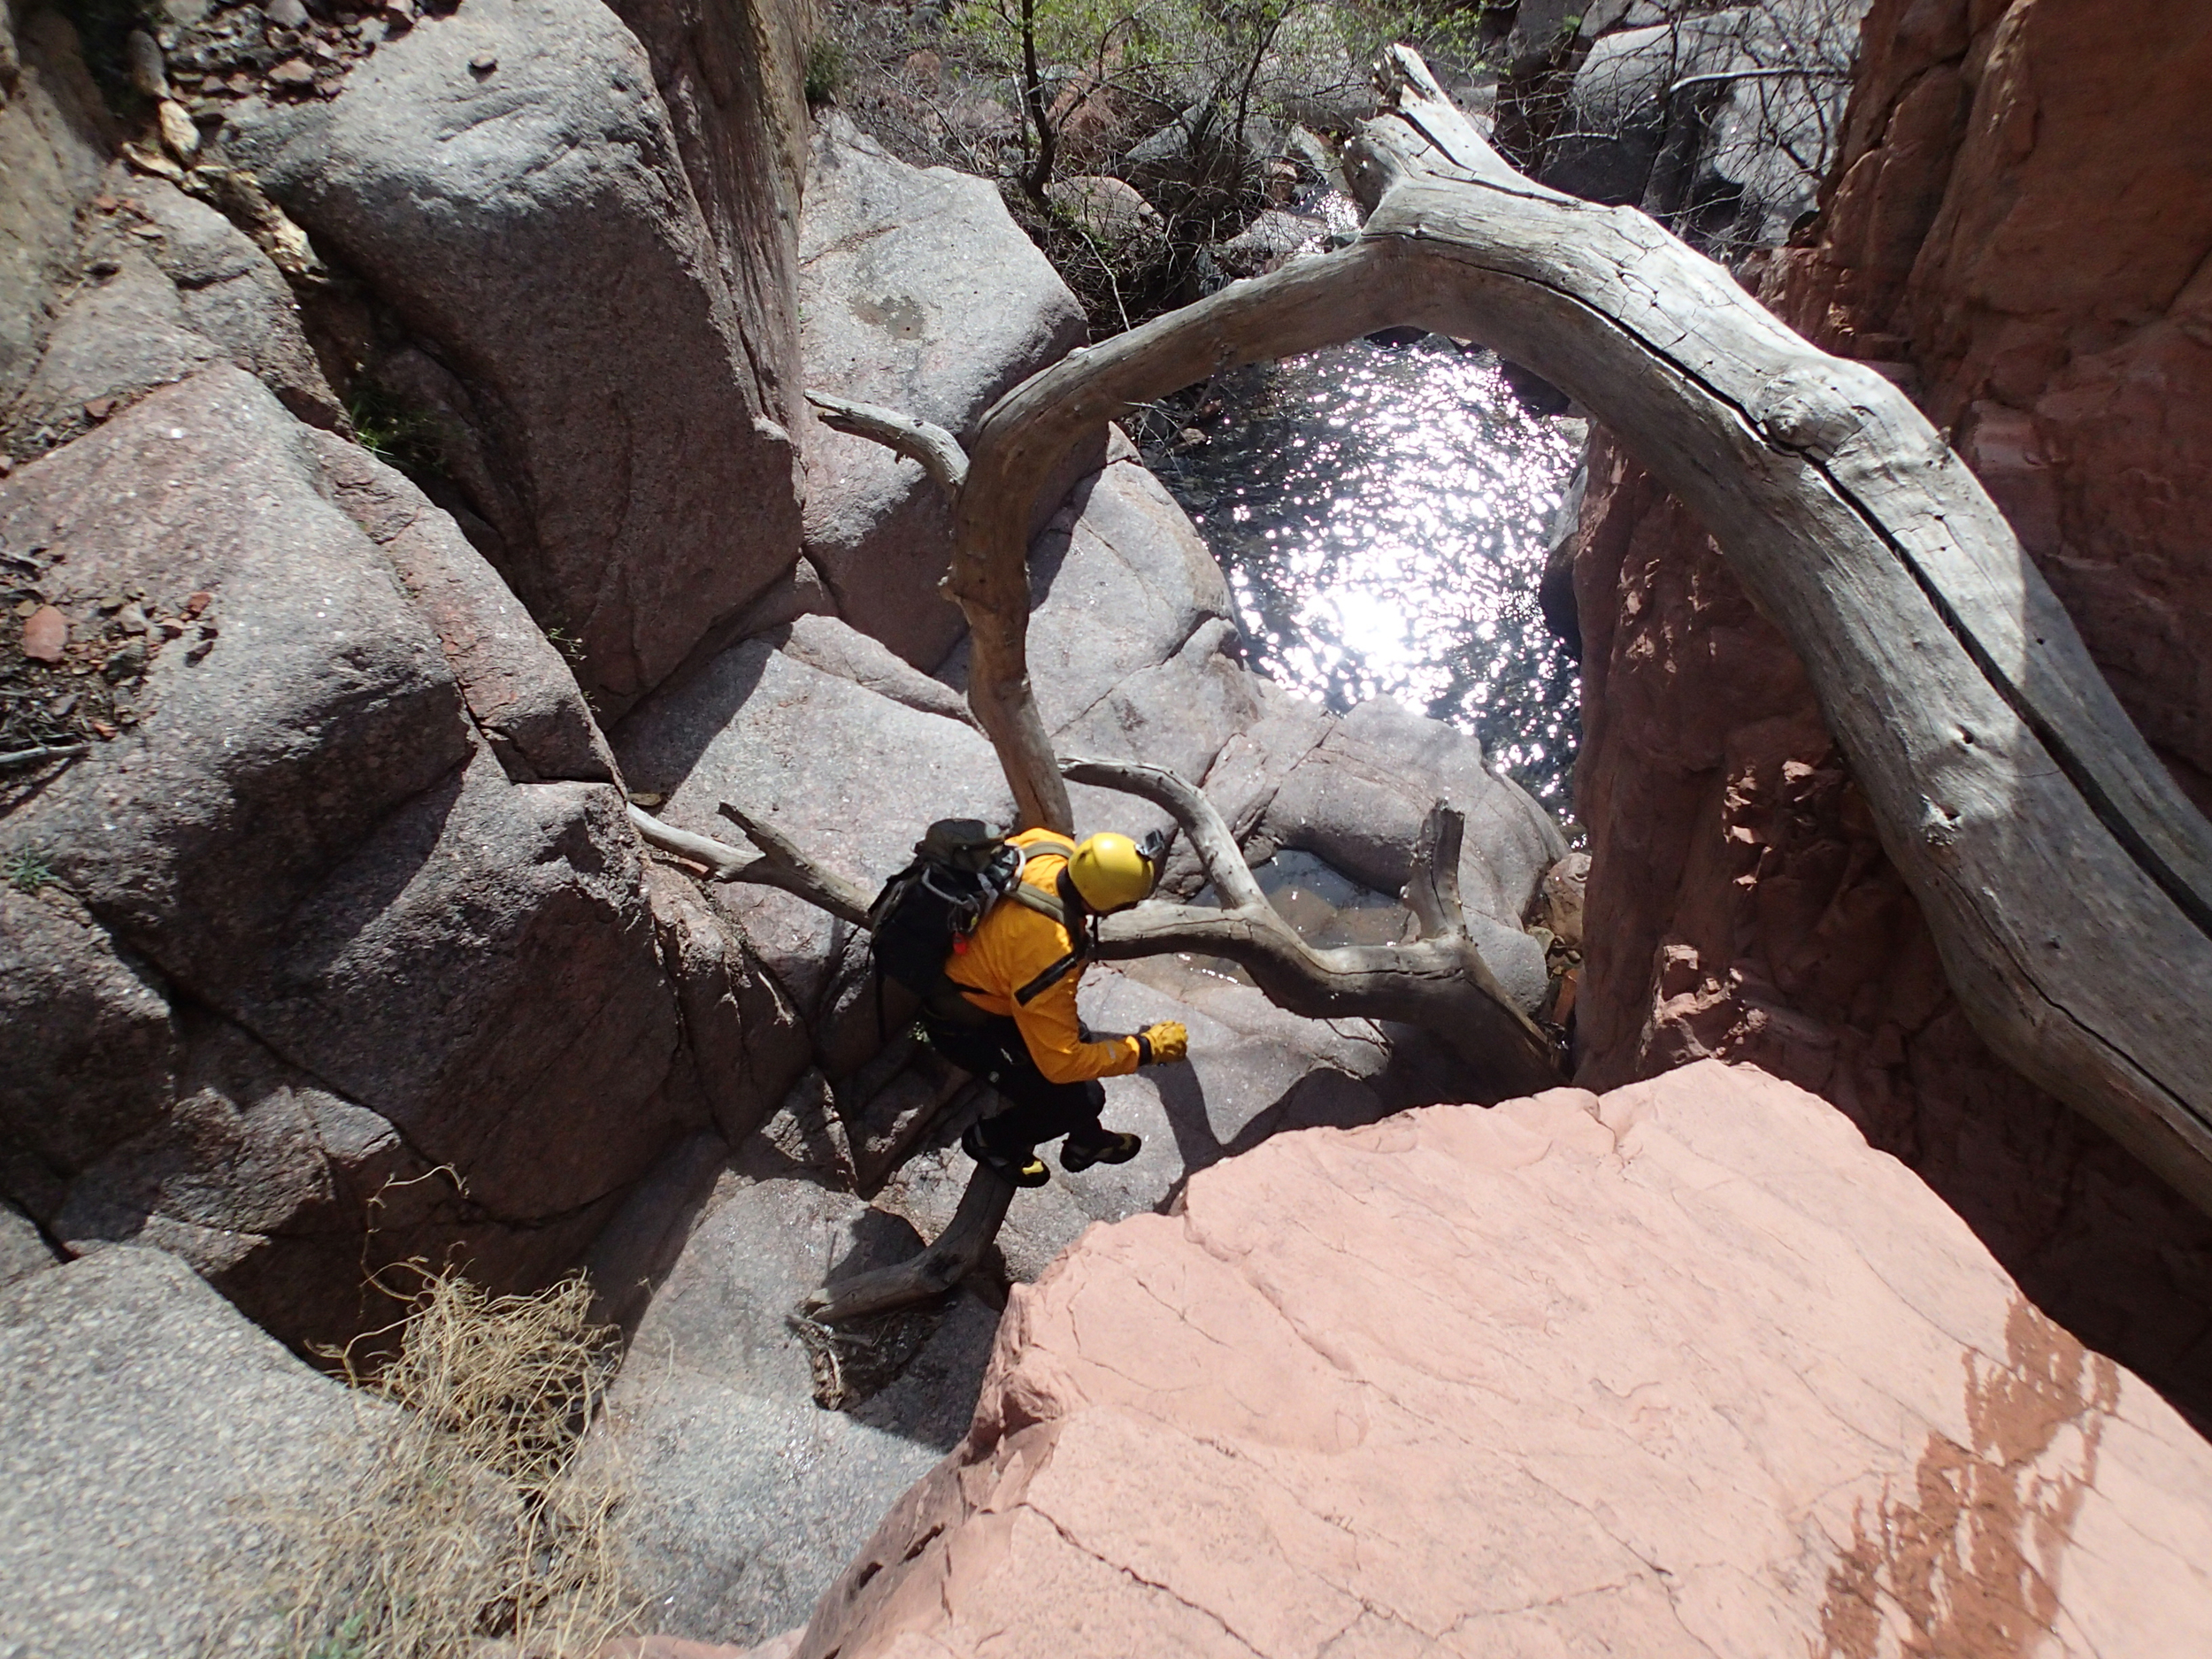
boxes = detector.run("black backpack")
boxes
[866,820,1079,1030]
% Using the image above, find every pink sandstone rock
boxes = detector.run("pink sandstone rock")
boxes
[794,1063,2212,1658]
[19,604,65,663]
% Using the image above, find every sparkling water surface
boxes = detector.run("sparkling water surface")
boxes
[1146,306,1585,825]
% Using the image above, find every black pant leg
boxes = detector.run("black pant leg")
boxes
[924,1016,1106,1156]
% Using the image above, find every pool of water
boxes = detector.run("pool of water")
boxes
[1143,274,1586,825]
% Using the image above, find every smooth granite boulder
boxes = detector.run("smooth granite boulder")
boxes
[615,633,1012,1026]
[0,1200,57,1289]
[603,1172,1002,1647]
[4,144,342,456]
[800,117,1086,669]
[0,368,690,1341]
[227,0,803,709]
[0,1247,384,1657]
[0,4,115,411]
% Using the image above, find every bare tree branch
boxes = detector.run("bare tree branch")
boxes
[806,392,969,499]
[803,1164,1017,1322]
[1665,65,1852,97]
[714,801,876,926]
[0,742,88,771]
[1063,757,1559,1096]
[627,803,757,879]
[626,803,873,926]
[1403,803,1468,943]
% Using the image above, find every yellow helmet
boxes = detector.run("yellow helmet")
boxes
[1066,832,1157,912]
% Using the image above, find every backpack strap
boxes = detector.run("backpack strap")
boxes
[1010,866,1098,1007]
[1014,949,1084,1006]
[1004,881,1070,927]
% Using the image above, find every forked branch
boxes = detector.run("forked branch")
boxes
[627,803,872,926]
[1064,758,1557,1098]
[806,391,969,499]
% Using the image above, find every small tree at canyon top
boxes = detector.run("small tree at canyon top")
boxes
[637,47,2212,1318]
[952,0,1363,202]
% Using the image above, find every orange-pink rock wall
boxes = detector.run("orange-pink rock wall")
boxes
[1571,0,2212,1422]
[793,1065,2212,1659]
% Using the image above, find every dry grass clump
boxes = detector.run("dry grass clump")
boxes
[270,1268,634,1659]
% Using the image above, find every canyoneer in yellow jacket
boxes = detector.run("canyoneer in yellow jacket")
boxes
[925,827,1188,1187]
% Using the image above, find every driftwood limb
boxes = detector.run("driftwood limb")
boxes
[1064,757,1559,1097]
[626,803,872,926]
[1403,804,1469,941]
[626,803,754,877]
[714,801,876,925]
[806,391,969,499]
[935,45,2212,1213]
[803,1163,1017,1323]
[805,383,1065,832]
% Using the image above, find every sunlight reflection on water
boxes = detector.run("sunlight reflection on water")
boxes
[1148,322,1584,823]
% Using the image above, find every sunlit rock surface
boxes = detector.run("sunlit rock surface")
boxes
[603,1172,1002,1645]
[0,369,687,1350]
[800,115,1087,670]
[226,0,804,710]
[796,1061,2212,1659]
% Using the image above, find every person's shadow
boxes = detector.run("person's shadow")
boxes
[1152,1062,1227,1192]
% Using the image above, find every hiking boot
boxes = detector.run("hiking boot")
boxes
[1061,1130,1141,1172]
[962,1122,1049,1187]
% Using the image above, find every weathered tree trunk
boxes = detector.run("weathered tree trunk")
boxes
[803,1164,1018,1323]
[1067,759,1556,1098]
[944,46,2212,1214]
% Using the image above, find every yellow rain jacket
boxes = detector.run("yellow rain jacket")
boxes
[944,828,1143,1085]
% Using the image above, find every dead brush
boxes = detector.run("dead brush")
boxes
[265,1266,636,1658]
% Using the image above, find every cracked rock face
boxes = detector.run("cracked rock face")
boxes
[225,0,804,711]
[795,1061,2212,1658]
[0,368,689,1348]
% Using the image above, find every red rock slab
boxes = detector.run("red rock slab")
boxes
[799,1060,2212,1658]
[19,605,66,663]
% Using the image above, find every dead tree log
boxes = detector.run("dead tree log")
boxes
[933,45,2212,1215]
[627,802,872,925]
[802,1162,1017,1324]
[1065,758,1558,1098]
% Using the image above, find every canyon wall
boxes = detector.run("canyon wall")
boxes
[1570,0,2212,1422]
[0,0,825,1350]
